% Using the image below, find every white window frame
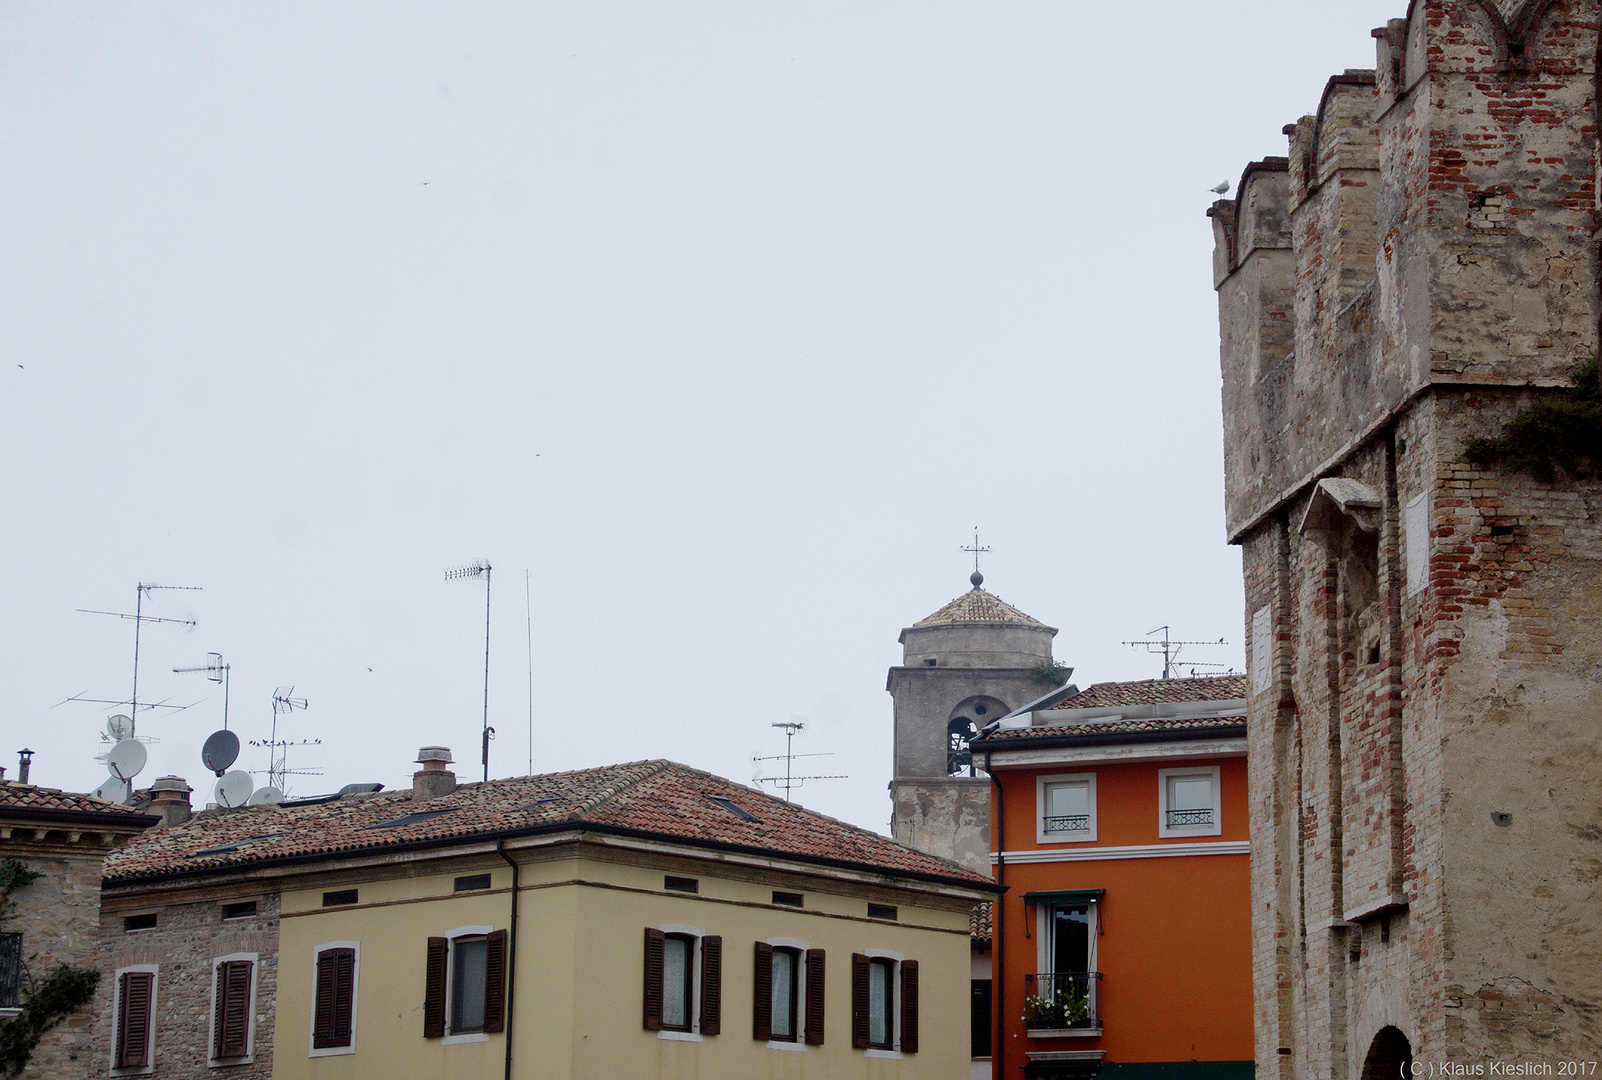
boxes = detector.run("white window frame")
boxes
[1036,772,1097,844]
[307,940,360,1059]
[656,923,705,1043]
[862,948,904,1060]
[1158,765,1222,838]
[440,924,493,1045]
[765,937,810,1052]
[206,951,260,1067]
[108,963,159,1076]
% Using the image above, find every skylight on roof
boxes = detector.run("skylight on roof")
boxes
[705,794,761,823]
[360,807,459,831]
[189,833,284,858]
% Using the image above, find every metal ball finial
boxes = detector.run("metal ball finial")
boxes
[970,571,984,589]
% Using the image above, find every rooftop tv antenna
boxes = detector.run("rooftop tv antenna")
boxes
[1121,626,1232,680]
[173,652,231,729]
[446,560,493,782]
[753,721,846,802]
[524,569,534,777]
[76,582,202,737]
[249,686,321,793]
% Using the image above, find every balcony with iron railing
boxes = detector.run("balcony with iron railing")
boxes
[1042,814,1090,835]
[1165,807,1214,828]
[1023,972,1102,1036]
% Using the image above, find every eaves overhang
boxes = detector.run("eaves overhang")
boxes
[103,818,1004,897]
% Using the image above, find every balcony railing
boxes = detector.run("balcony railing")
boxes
[1042,814,1090,834]
[1165,807,1214,828]
[1023,971,1101,1032]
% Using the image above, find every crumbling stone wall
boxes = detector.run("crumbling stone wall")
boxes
[91,889,278,1079]
[1213,2,1602,1077]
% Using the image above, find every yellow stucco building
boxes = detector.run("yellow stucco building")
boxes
[98,752,997,1080]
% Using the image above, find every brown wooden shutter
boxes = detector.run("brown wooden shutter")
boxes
[751,941,773,1041]
[699,935,722,1036]
[214,960,252,1058]
[423,937,448,1038]
[483,929,508,1034]
[642,927,665,1031]
[212,962,228,1057]
[116,970,154,1069]
[804,949,825,1045]
[850,953,870,1049]
[899,959,919,1054]
[313,947,355,1049]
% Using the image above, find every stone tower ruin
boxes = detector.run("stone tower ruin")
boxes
[1211,2,1602,1076]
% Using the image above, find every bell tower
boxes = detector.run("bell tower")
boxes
[887,571,1064,873]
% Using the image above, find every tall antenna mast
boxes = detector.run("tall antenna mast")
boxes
[446,560,493,782]
[1121,626,1231,679]
[753,721,846,802]
[525,569,534,777]
[249,686,320,793]
[78,582,202,737]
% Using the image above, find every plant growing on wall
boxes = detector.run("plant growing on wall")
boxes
[1031,659,1071,686]
[0,858,101,1079]
[1465,356,1602,482]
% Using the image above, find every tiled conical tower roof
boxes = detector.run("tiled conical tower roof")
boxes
[911,573,1050,629]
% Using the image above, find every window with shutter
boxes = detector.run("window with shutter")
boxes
[804,950,825,1046]
[483,930,508,1034]
[698,935,721,1036]
[752,942,773,1041]
[899,959,919,1054]
[115,969,155,1070]
[642,928,665,1031]
[850,953,870,1050]
[423,937,448,1038]
[212,959,253,1059]
[313,946,356,1050]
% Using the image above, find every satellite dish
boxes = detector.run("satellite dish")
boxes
[91,776,131,805]
[214,771,254,808]
[201,730,240,775]
[107,715,133,740]
[246,786,284,806]
[105,739,147,781]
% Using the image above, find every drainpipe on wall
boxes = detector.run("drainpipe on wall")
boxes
[987,749,1004,1080]
[496,839,520,1080]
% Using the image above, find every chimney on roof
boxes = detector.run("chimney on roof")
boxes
[413,747,456,800]
[148,775,193,828]
[17,749,32,785]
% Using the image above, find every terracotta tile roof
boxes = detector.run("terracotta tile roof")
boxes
[970,902,993,946]
[912,588,1048,628]
[104,760,997,891]
[973,714,1247,745]
[0,780,155,822]
[1045,674,1247,710]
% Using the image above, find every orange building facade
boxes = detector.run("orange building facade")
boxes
[970,676,1255,1080]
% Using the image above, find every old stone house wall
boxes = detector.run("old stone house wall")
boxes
[1213,3,1602,1078]
[92,887,279,1080]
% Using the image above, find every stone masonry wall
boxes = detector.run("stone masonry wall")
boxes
[1219,2,1602,1078]
[91,889,279,1080]
[2,841,115,1080]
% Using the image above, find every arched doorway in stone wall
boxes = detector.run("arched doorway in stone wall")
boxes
[1359,1025,1412,1080]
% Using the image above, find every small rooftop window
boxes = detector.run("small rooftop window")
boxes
[360,807,459,831]
[190,833,283,858]
[704,794,761,823]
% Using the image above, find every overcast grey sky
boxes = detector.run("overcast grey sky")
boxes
[3,1,1399,832]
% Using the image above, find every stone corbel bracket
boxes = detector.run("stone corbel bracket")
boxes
[1298,477,1383,536]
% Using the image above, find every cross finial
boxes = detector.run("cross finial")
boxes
[960,527,990,588]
